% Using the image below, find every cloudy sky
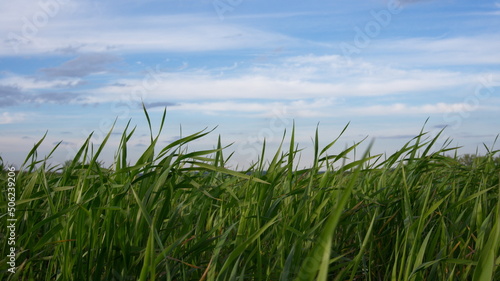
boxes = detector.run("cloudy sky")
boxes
[1,0,499,169]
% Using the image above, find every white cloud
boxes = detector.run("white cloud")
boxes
[3,53,496,118]
[0,0,78,23]
[0,75,83,90]
[164,98,336,118]
[0,112,27,124]
[350,102,486,116]
[78,55,475,104]
[1,13,294,56]
[372,35,500,65]
[148,98,493,119]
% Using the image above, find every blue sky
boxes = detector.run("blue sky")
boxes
[1,0,499,169]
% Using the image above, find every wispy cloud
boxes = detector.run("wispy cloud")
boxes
[0,85,22,107]
[153,99,496,119]
[1,13,295,56]
[0,77,84,106]
[31,92,85,104]
[0,112,27,124]
[143,101,178,109]
[0,75,83,90]
[54,44,86,55]
[350,102,488,116]
[164,98,335,117]
[40,53,122,78]
[371,35,500,65]
[2,52,496,119]
[81,54,473,105]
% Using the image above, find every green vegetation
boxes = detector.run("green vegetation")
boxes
[1,109,499,280]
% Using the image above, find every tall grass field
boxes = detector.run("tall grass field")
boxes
[1,109,499,280]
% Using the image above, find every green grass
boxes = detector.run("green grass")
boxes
[1,109,499,280]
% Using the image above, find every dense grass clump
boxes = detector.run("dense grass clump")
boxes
[1,110,499,280]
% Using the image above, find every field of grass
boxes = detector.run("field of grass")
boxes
[1,109,499,280]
